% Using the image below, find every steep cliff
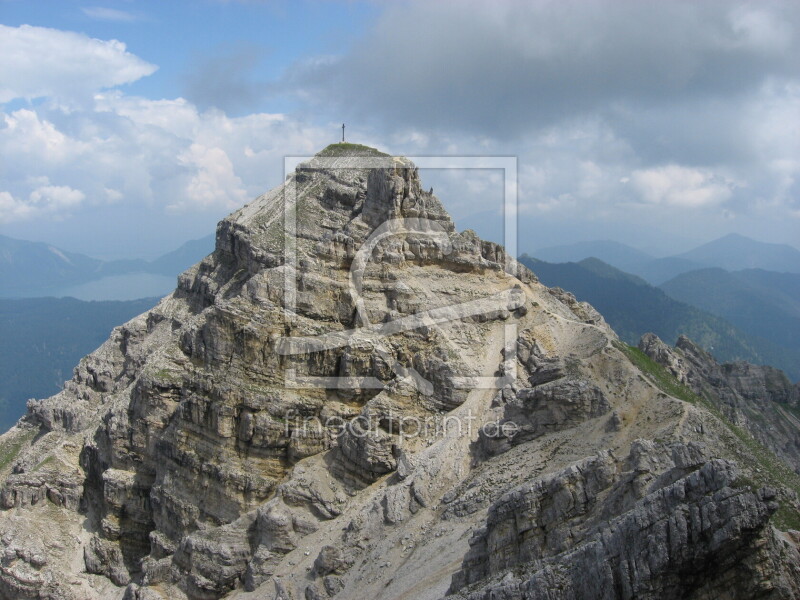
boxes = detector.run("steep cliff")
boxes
[1,144,799,600]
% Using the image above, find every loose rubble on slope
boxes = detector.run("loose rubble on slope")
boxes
[1,144,799,600]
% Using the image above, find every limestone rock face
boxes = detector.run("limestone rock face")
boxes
[0,145,799,600]
[449,443,799,599]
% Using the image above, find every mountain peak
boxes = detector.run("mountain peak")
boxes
[221,146,459,271]
[4,143,800,600]
[719,232,750,241]
[316,142,390,157]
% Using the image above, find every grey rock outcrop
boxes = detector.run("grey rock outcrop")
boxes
[449,443,800,599]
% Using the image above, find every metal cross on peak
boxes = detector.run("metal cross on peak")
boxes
[341,123,345,143]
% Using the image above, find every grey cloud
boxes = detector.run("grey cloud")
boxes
[183,44,269,113]
[287,0,799,139]
[273,0,800,248]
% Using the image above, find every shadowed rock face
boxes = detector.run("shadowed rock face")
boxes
[1,145,799,600]
[449,444,795,600]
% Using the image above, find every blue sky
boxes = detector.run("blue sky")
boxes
[1,0,798,259]
[1,1,378,110]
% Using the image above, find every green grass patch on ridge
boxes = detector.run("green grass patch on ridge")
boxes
[32,455,55,472]
[317,143,389,157]
[614,340,800,530]
[612,341,699,404]
[0,427,37,472]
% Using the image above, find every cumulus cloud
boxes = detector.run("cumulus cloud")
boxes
[29,184,86,209]
[0,92,329,225]
[0,21,326,227]
[1,8,798,252]
[0,191,28,223]
[2,109,75,161]
[0,185,86,223]
[173,144,249,211]
[0,24,157,103]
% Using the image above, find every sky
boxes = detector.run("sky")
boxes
[0,0,798,260]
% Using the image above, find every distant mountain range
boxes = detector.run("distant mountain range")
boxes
[0,296,158,431]
[534,233,800,285]
[677,233,800,273]
[519,255,800,381]
[660,268,800,354]
[527,240,654,274]
[0,233,216,298]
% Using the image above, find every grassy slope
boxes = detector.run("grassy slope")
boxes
[615,340,800,530]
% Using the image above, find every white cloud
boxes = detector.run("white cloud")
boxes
[0,185,85,223]
[630,165,734,207]
[95,93,201,138]
[173,144,248,211]
[104,187,123,203]
[2,109,74,161]
[81,7,142,22]
[276,0,800,243]
[29,185,86,209]
[531,194,578,214]
[0,191,30,223]
[0,89,329,225]
[0,24,157,103]
[3,12,798,251]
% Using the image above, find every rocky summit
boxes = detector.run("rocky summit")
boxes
[1,144,800,600]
